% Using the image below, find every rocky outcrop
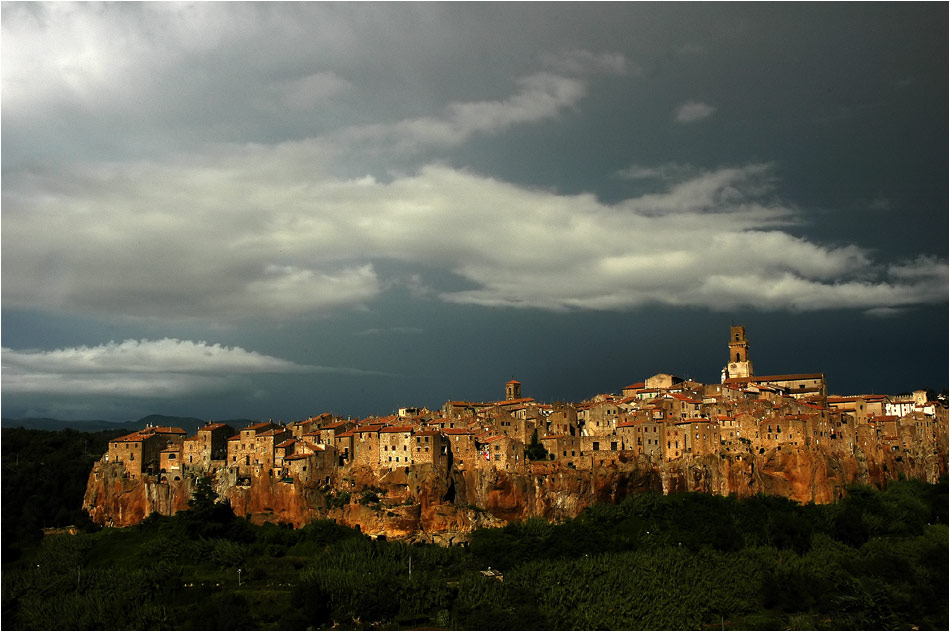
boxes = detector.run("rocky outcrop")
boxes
[83,445,946,539]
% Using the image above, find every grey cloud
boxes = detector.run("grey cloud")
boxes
[674,101,716,123]
[7,150,942,319]
[1,338,390,400]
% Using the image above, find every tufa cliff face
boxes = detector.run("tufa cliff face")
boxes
[83,444,946,541]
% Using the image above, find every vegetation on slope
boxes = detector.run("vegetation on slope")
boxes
[1,428,947,630]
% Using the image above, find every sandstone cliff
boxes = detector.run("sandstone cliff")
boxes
[83,444,947,541]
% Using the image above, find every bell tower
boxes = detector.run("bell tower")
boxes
[722,325,753,381]
[505,379,521,401]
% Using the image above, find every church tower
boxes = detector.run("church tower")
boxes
[505,379,521,401]
[722,326,753,381]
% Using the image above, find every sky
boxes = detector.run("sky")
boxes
[1,2,947,422]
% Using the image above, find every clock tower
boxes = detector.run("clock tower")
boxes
[722,325,753,381]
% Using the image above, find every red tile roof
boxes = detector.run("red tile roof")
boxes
[244,422,275,431]
[724,373,824,385]
[148,426,187,435]
[380,425,413,434]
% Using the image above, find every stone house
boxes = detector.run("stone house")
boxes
[547,403,578,437]
[334,430,355,465]
[379,425,414,467]
[106,426,186,478]
[410,429,445,466]
[489,412,534,444]
[318,419,355,445]
[289,413,332,438]
[351,423,385,467]
[664,423,687,461]
[443,428,477,468]
[621,382,645,398]
[159,445,183,481]
[283,446,338,486]
[182,422,234,473]
[477,435,523,470]
[679,419,719,456]
[540,434,581,461]
[227,421,284,475]
[579,400,623,436]
[645,373,686,390]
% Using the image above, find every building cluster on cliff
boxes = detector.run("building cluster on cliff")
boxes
[102,326,948,489]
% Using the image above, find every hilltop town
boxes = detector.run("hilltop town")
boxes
[84,326,948,538]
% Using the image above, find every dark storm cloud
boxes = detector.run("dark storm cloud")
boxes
[2,3,945,419]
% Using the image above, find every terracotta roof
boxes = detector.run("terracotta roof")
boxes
[353,424,384,434]
[380,425,413,434]
[336,431,355,438]
[227,434,241,441]
[113,431,150,443]
[244,422,275,431]
[257,429,287,437]
[276,439,296,449]
[184,434,199,442]
[201,422,230,431]
[493,397,535,406]
[623,382,646,390]
[284,454,308,461]
[506,379,521,384]
[668,393,700,403]
[724,373,824,385]
[442,428,474,435]
[149,426,187,435]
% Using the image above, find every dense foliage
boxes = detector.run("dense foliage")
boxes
[1,427,127,561]
[1,428,947,630]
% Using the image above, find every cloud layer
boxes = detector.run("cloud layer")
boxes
[0,339,317,399]
[3,153,945,320]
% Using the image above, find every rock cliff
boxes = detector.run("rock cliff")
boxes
[83,444,946,540]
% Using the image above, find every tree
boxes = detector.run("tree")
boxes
[189,475,218,512]
[525,429,548,461]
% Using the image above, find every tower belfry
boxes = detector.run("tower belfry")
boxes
[722,325,753,381]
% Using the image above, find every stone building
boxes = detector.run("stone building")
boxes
[410,429,445,466]
[227,421,284,475]
[443,428,477,468]
[679,419,719,456]
[318,419,356,445]
[182,422,234,472]
[477,435,523,470]
[159,445,183,481]
[379,425,413,467]
[106,426,186,479]
[351,423,385,467]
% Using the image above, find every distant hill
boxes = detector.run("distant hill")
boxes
[0,415,257,435]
